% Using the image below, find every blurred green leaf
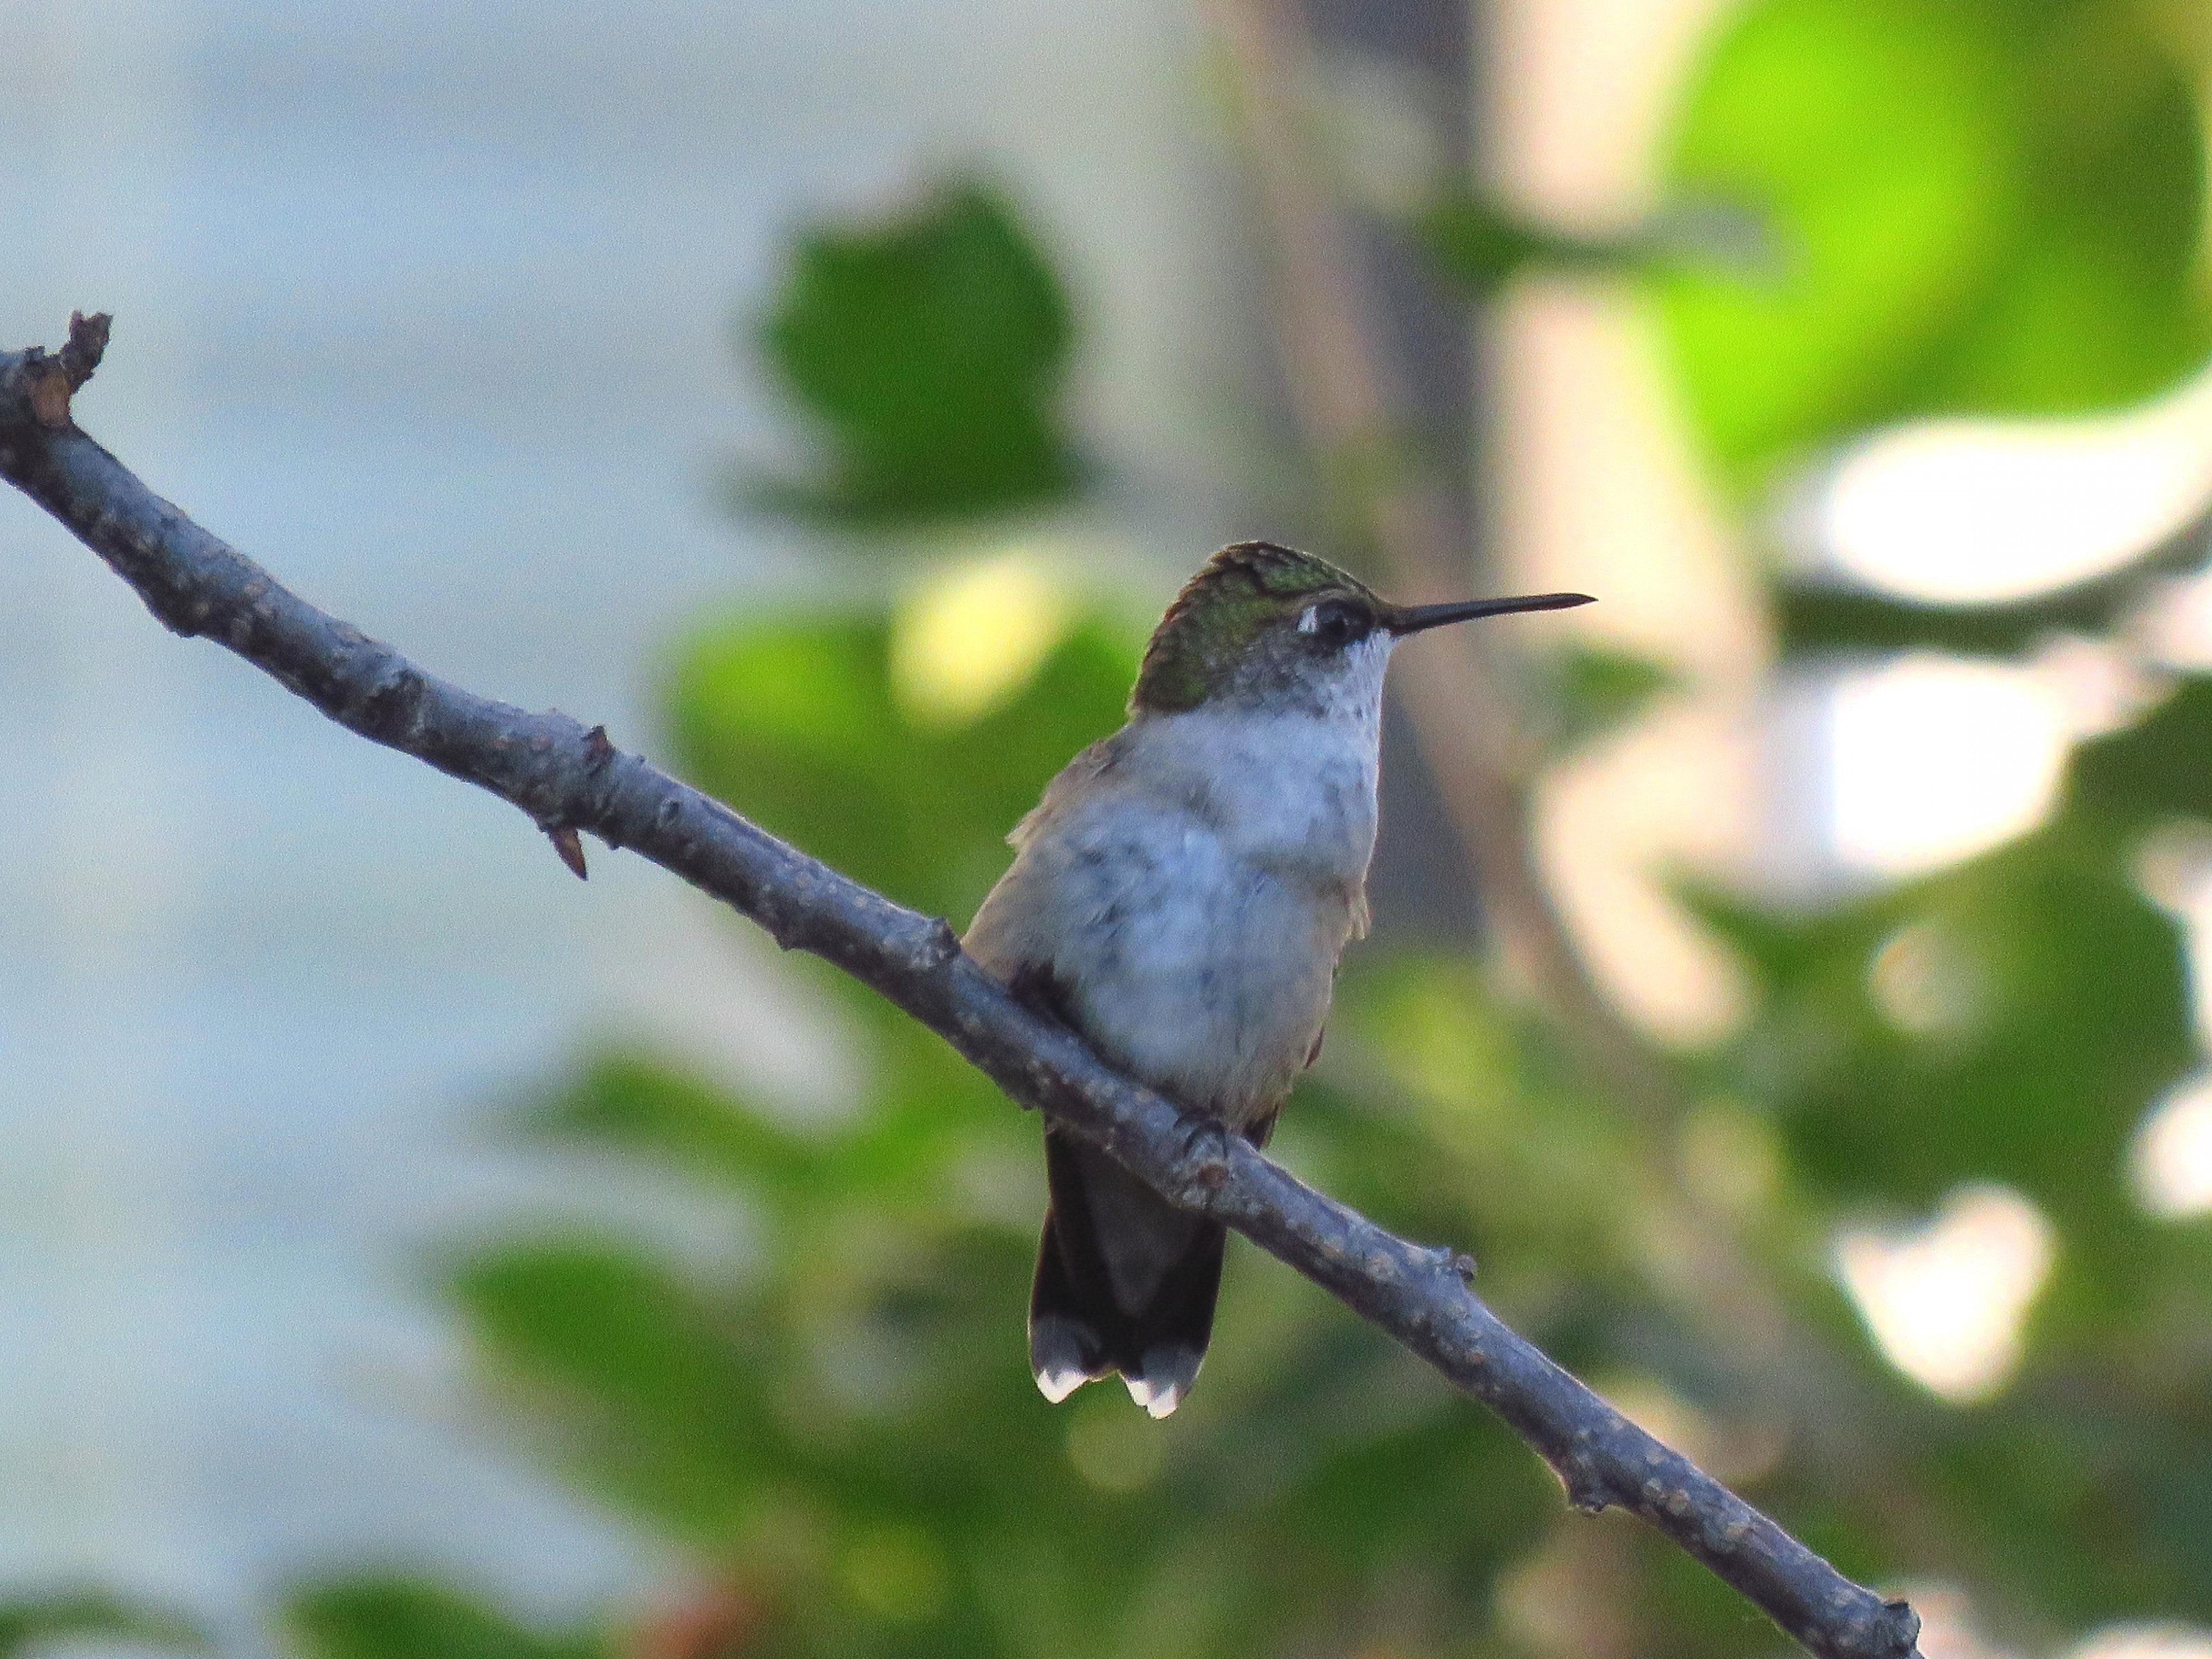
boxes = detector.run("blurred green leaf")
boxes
[1915,3,2209,414]
[0,1592,204,1658]
[1418,191,1773,293]
[285,1580,604,1659]
[1659,0,2014,478]
[449,1239,773,1541]
[1538,644,1680,753]
[1416,194,1646,290]
[1922,1383,2212,1627]
[668,611,1135,921]
[2068,674,2212,824]
[1696,823,2193,1252]
[520,1049,825,1194]
[1774,539,2201,656]
[1658,0,2209,485]
[750,181,1082,524]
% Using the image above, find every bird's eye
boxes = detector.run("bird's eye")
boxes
[1299,599,1368,651]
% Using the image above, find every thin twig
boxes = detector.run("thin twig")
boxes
[0,317,1920,1659]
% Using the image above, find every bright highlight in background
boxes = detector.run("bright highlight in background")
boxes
[1794,369,2212,603]
[1835,1184,2056,1403]
[1826,655,2069,877]
[891,547,1075,727]
[2130,1077,2212,1220]
[2070,1627,2212,1659]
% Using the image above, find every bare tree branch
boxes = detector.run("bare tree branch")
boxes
[0,316,1920,1659]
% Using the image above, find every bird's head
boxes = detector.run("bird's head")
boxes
[1131,541,1591,716]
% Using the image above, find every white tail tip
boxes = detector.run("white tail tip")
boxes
[1034,1362,1088,1404]
[1123,1373,1185,1419]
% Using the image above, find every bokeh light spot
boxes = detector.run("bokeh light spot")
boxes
[1675,1101,1781,1217]
[2069,1624,2212,1659]
[1827,655,2068,877]
[1790,370,2212,605]
[1866,921,1983,1038]
[1066,1389,1167,1493]
[2129,1076,2212,1220]
[1897,1582,2021,1659]
[839,1524,950,1623]
[1835,1184,2055,1403]
[892,547,1074,727]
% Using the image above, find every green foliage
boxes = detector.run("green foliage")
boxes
[451,1237,778,1542]
[458,588,2212,1650]
[0,1592,203,1658]
[1772,536,2202,655]
[2072,675,2212,825]
[285,1580,606,1659]
[1658,0,2211,487]
[1697,823,2193,1231]
[435,612,1783,1657]
[1628,6,2212,1635]
[1535,644,1680,755]
[292,6,2212,1653]
[1417,191,1773,294]
[749,182,1082,525]
[668,613,1135,921]
[1416,193,1652,291]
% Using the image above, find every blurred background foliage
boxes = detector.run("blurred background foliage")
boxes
[288,0,2212,1653]
[16,0,2212,1655]
[744,180,1082,525]
[0,1591,205,1659]
[1656,0,2212,484]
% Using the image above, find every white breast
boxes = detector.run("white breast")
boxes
[1120,701,1380,890]
[964,633,1391,1126]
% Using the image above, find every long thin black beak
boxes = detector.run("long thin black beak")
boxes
[1385,592,1595,635]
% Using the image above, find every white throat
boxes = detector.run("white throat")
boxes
[1123,630,1391,887]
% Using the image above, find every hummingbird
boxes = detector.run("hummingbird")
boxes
[964,542,1591,1417]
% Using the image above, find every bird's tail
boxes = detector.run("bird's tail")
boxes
[1029,1130,1224,1418]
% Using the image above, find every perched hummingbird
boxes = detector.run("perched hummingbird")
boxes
[964,542,1591,1417]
